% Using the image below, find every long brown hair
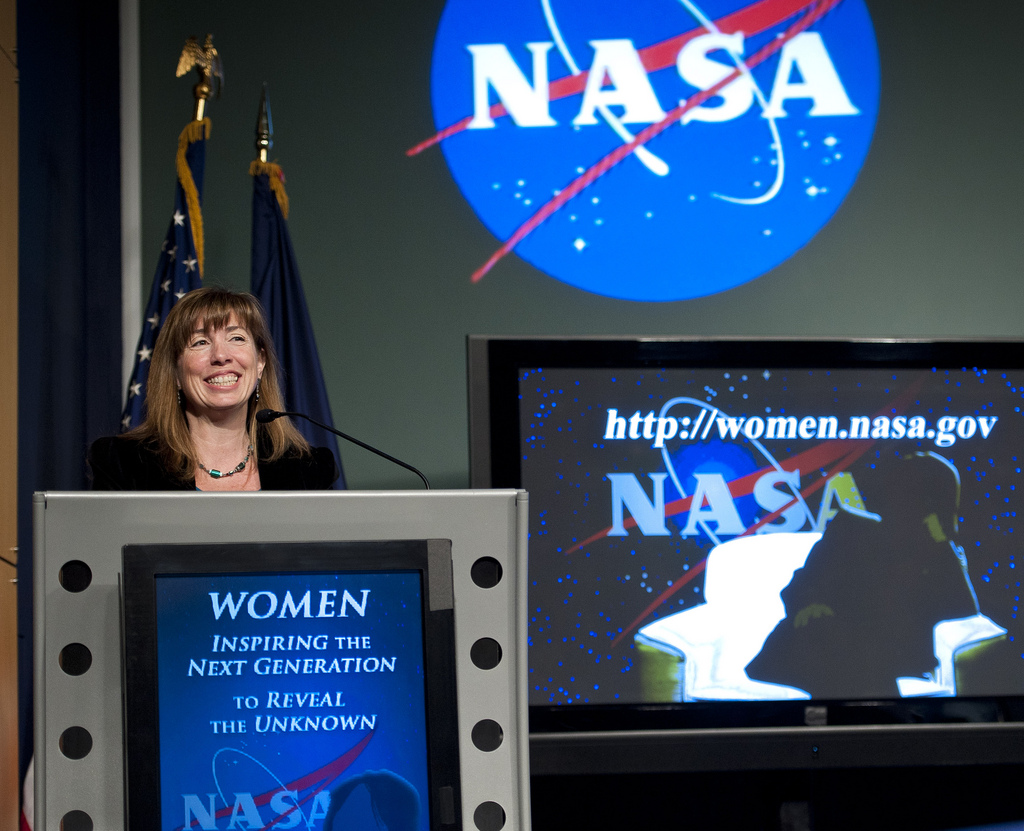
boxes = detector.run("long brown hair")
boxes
[127,287,309,481]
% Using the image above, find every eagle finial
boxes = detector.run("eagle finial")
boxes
[176,35,223,121]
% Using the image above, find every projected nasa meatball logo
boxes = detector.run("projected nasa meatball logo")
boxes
[416,0,879,301]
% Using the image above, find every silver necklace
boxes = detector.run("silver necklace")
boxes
[198,444,253,479]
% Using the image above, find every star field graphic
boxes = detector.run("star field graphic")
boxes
[425,0,880,300]
[519,366,1024,705]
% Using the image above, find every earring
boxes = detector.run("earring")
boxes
[255,377,261,404]
[177,387,184,408]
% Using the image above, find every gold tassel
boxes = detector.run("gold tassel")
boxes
[176,118,212,278]
[249,160,290,220]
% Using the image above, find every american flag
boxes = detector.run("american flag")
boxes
[120,119,209,430]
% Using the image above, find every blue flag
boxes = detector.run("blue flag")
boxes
[250,161,346,488]
[120,120,209,430]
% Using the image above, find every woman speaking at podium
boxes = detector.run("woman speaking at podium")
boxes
[88,287,338,491]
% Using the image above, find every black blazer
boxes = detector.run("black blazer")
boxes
[88,435,338,491]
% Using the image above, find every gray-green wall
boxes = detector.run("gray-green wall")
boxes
[140,0,1024,489]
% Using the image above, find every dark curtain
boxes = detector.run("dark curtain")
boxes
[17,0,123,787]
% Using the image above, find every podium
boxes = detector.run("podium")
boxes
[34,490,530,831]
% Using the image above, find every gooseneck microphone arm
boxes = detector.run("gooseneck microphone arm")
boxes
[256,409,430,490]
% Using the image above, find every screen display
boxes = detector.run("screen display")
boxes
[156,570,428,830]
[123,541,459,831]
[518,361,1024,708]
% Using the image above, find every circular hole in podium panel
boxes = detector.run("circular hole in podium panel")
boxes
[59,726,93,760]
[58,560,92,593]
[471,719,504,752]
[60,810,94,831]
[58,643,93,676]
[470,557,503,589]
[473,801,506,831]
[470,637,502,670]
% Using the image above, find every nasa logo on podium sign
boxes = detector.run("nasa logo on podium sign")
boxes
[419,0,880,301]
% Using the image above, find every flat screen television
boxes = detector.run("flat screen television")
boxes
[468,336,1024,771]
[122,539,461,830]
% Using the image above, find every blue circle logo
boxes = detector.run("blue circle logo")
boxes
[420,0,880,301]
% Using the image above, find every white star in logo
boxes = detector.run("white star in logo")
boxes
[121,414,132,430]
[184,257,198,273]
[138,345,153,362]
[161,279,171,293]
[173,211,185,226]
[167,245,177,261]
[147,314,160,329]
[175,288,187,300]
[129,382,142,398]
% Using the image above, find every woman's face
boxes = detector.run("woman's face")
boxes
[177,313,266,420]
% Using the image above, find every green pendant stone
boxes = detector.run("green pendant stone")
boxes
[209,469,222,478]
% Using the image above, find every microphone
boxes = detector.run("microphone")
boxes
[256,409,430,489]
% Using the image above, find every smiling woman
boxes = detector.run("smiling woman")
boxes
[88,287,338,491]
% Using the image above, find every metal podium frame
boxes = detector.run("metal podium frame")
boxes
[34,489,530,831]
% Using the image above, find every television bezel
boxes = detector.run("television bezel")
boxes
[467,334,1024,773]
